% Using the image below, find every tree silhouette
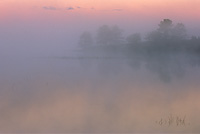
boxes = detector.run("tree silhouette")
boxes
[146,19,187,46]
[172,23,187,40]
[126,33,141,45]
[79,31,93,49]
[158,19,173,34]
[96,25,123,45]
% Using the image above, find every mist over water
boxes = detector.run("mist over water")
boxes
[1,49,200,133]
[1,18,200,133]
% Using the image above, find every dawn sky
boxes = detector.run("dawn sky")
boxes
[1,0,200,18]
[1,0,200,25]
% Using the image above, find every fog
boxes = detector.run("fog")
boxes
[1,17,200,133]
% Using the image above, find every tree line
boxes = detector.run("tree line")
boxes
[78,19,200,56]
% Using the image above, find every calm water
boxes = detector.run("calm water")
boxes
[0,53,200,133]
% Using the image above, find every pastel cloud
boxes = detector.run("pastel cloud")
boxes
[66,7,74,10]
[43,6,58,10]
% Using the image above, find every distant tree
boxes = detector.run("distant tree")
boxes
[172,23,187,40]
[110,25,123,44]
[146,19,187,44]
[188,36,200,53]
[126,33,141,45]
[158,19,174,41]
[96,25,110,45]
[96,25,123,45]
[79,31,93,48]
[146,19,171,43]
[158,19,173,34]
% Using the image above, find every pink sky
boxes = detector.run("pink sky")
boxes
[1,0,200,22]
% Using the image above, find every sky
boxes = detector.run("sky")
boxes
[1,0,200,23]
[0,0,200,57]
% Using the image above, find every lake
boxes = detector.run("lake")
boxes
[0,52,200,133]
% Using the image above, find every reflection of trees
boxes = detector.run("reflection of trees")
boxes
[97,59,124,78]
[144,52,185,82]
[77,19,200,82]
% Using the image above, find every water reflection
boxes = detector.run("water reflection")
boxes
[0,53,200,132]
[78,47,200,83]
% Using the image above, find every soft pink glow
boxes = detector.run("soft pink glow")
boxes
[1,0,200,23]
